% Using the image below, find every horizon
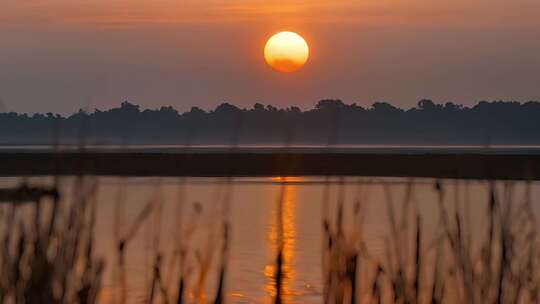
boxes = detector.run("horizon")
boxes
[2,98,540,116]
[1,99,539,146]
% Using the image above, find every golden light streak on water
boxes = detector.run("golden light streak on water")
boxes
[265,179,298,302]
[270,176,305,183]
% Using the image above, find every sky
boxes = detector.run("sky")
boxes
[1,0,540,114]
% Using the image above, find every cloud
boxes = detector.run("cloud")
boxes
[2,0,540,29]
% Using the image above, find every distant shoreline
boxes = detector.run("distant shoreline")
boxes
[1,144,540,154]
[2,100,540,146]
[0,149,539,180]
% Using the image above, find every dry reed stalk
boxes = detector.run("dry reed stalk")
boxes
[116,197,153,304]
[213,222,229,304]
[0,177,103,304]
[213,177,233,304]
[273,182,286,304]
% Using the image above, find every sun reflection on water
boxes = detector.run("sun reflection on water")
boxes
[265,178,298,302]
[270,176,305,183]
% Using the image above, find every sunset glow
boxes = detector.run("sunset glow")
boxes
[3,0,540,112]
[264,32,309,73]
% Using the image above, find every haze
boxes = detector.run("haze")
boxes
[1,0,540,114]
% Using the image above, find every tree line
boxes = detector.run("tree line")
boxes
[0,99,539,145]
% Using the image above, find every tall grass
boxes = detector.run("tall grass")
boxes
[323,179,540,304]
[0,177,103,303]
[1,177,539,303]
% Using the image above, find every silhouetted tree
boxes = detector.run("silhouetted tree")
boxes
[0,99,539,145]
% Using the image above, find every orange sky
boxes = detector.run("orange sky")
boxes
[1,0,540,114]
[4,0,540,27]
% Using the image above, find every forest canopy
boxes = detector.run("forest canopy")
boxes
[0,100,539,145]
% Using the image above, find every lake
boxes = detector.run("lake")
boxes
[1,176,539,303]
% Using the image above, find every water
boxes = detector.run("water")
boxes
[1,176,540,303]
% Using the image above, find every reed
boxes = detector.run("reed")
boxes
[0,177,103,303]
[321,178,370,304]
[2,177,540,304]
[322,179,540,304]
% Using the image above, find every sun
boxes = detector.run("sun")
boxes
[264,31,309,73]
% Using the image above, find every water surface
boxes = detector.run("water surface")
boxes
[1,176,539,303]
